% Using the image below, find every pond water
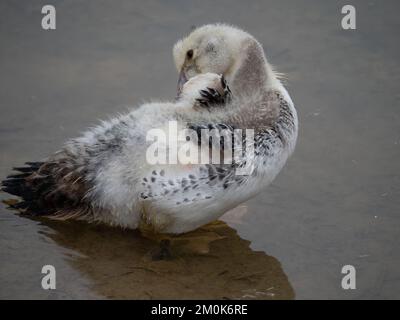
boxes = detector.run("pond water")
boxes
[1,0,399,299]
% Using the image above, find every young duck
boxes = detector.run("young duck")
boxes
[2,24,298,235]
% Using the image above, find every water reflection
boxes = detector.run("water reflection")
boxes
[35,218,294,299]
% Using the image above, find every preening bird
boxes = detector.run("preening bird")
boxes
[2,24,298,235]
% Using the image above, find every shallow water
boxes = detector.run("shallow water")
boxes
[1,0,399,299]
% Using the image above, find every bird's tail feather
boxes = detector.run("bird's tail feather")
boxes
[1,161,53,214]
[1,160,88,218]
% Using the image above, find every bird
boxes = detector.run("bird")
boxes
[1,24,298,236]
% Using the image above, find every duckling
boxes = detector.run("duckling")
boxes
[2,24,298,236]
[164,23,299,233]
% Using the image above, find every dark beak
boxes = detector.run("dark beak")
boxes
[176,68,188,98]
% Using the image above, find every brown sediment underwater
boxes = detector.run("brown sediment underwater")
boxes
[36,218,294,299]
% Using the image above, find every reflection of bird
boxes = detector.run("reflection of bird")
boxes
[2,24,298,235]
[39,219,294,299]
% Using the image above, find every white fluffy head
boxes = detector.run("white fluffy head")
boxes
[173,24,251,82]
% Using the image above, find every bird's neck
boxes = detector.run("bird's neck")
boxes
[228,37,277,96]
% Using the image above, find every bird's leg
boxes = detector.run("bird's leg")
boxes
[151,239,172,261]
[147,223,228,259]
[196,75,232,108]
[139,218,173,261]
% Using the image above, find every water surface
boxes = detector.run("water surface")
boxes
[1,0,399,299]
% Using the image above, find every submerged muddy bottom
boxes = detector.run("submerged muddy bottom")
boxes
[46,220,293,299]
[0,206,293,299]
[1,1,400,299]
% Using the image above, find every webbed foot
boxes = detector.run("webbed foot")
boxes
[196,76,232,108]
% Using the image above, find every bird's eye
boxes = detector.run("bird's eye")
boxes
[186,49,194,59]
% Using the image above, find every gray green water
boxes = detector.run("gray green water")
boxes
[1,0,399,299]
